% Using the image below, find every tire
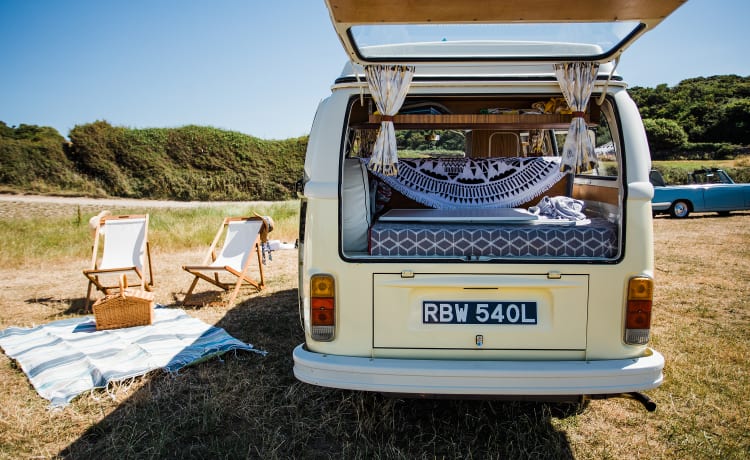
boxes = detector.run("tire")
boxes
[670,200,690,218]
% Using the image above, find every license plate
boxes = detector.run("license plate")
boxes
[422,301,538,325]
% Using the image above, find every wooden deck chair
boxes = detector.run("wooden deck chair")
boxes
[83,214,154,310]
[182,216,266,308]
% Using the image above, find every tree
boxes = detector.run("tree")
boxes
[629,75,750,145]
[642,118,688,151]
[705,99,750,145]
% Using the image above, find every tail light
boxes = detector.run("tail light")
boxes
[624,276,653,345]
[310,274,335,341]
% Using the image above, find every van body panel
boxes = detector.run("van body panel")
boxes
[373,273,588,350]
[302,93,347,187]
[336,60,623,84]
[615,88,653,182]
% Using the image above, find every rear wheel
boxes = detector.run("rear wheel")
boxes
[670,200,690,218]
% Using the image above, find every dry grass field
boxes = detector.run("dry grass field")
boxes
[0,197,748,459]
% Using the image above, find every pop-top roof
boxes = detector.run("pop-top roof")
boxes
[324,0,687,65]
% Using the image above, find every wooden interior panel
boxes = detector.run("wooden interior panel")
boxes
[572,183,619,206]
[469,131,520,158]
[326,0,687,24]
[349,96,601,130]
[518,175,572,209]
[369,114,585,130]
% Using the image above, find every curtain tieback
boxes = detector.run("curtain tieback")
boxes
[571,111,586,118]
[379,115,395,122]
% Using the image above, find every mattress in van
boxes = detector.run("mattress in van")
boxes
[368,218,618,258]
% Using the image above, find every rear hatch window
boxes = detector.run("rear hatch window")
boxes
[325,0,687,65]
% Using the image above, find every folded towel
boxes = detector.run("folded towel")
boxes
[529,196,588,221]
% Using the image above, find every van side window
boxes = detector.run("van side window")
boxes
[558,106,619,178]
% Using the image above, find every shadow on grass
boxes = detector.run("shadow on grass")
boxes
[59,288,575,459]
[23,296,93,319]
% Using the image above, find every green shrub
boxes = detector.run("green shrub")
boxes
[0,122,98,194]
[67,120,134,196]
[643,118,689,151]
[62,121,307,201]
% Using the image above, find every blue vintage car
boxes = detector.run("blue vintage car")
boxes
[650,168,750,218]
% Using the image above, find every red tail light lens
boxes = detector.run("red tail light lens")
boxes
[311,297,335,326]
[626,300,652,329]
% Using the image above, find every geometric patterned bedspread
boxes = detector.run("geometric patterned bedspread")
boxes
[369,218,618,259]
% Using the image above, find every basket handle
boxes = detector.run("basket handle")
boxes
[118,274,128,299]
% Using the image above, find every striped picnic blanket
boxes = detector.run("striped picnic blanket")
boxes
[0,307,265,407]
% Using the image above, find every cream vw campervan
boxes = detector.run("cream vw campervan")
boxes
[294,0,686,410]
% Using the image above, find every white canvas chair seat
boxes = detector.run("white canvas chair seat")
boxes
[182,217,266,308]
[83,214,154,310]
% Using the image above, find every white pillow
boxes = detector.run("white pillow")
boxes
[341,158,371,252]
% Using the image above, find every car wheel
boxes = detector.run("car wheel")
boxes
[670,200,690,218]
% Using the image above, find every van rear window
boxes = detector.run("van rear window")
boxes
[340,95,622,262]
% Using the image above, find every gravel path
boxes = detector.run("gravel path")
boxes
[0,194,266,219]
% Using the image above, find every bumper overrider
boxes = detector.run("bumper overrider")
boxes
[293,344,664,396]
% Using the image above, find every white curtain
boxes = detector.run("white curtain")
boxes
[364,65,415,176]
[554,62,599,173]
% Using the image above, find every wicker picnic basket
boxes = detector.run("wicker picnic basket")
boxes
[92,275,154,330]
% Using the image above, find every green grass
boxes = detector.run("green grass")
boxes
[652,155,750,184]
[0,201,300,268]
[149,201,300,253]
[0,204,749,458]
[653,156,749,170]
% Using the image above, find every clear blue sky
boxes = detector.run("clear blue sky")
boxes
[1,0,748,140]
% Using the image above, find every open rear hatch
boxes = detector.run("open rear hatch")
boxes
[324,0,686,65]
